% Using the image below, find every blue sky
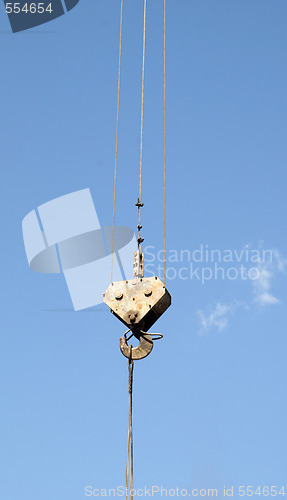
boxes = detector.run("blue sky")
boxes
[1,1,287,499]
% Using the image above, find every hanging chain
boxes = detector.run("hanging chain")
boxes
[136,0,147,251]
[111,0,166,280]
[125,355,134,500]
[111,0,124,283]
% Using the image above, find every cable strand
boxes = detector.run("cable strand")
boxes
[125,357,134,500]
[111,0,124,283]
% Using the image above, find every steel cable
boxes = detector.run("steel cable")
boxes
[111,0,124,283]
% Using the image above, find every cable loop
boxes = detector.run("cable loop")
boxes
[139,330,164,341]
[123,328,163,343]
[124,328,132,340]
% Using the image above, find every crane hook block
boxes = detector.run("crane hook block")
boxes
[103,276,172,332]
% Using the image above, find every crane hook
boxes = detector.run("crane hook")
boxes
[120,330,153,360]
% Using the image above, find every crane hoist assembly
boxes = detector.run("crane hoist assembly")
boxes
[102,0,171,496]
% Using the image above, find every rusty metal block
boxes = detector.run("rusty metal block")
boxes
[103,276,172,332]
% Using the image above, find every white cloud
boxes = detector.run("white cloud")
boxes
[197,302,232,333]
[252,257,283,306]
[271,249,287,273]
[197,245,286,334]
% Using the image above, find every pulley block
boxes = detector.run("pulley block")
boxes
[103,276,171,332]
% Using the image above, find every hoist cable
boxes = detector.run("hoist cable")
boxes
[125,356,134,500]
[163,0,166,285]
[125,4,147,493]
[137,0,147,250]
[111,0,124,283]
